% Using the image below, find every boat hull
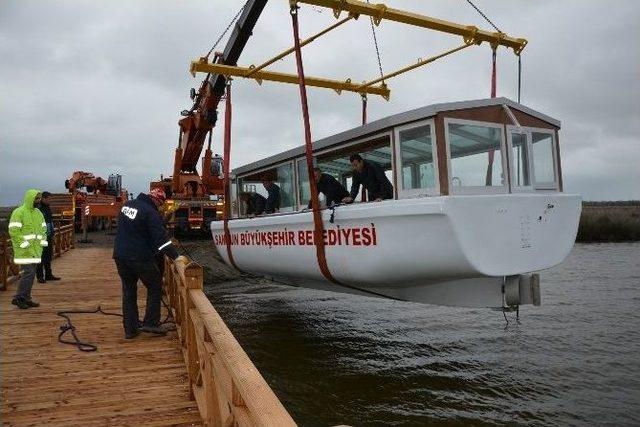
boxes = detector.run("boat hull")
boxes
[211,194,581,306]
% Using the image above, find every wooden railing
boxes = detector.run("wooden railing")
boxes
[0,235,20,291]
[1,225,76,291]
[163,257,297,427]
[53,224,75,258]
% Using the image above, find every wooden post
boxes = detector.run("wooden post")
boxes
[1,237,7,291]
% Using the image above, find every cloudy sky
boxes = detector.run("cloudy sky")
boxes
[1,0,638,205]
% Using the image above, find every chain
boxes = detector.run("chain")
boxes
[464,0,502,33]
[205,0,251,59]
[366,0,384,81]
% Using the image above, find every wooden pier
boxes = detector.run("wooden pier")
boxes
[1,234,295,426]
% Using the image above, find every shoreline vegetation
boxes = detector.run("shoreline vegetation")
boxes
[2,202,640,242]
[577,201,640,242]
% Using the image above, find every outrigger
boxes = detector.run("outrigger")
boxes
[188,0,581,308]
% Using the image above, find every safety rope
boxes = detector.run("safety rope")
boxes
[290,6,339,285]
[204,0,251,59]
[222,81,240,271]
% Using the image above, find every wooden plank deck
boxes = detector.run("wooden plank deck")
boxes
[1,245,202,426]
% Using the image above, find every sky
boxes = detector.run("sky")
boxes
[0,0,638,205]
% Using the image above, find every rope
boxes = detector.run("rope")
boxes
[464,0,502,33]
[204,0,251,59]
[57,298,175,352]
[290,6,340,285]
[57,307,123,352]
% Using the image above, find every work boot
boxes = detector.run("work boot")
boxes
[25,299,40,308]
[139,324,167,336]
[11,298,30,309]
[45,275,61,281]
[125,330,140,339]
[37,277,46,284]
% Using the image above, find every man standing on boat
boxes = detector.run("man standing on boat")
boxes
[113,188,188,339]
[36,191,61,283]
[307,167,349,208]
[8,189,47,309]
[342,154,393,203]
[262,179,280,214]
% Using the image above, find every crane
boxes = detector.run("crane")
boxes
[152,0,268,234]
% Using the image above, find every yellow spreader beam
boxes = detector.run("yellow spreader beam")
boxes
[291,0,528,54]
[189,60,391,99]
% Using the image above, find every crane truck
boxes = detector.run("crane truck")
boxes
[151,0,268,235]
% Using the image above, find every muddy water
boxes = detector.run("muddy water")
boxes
[183,242,640,426]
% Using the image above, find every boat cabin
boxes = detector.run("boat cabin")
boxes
[230,98,562,217]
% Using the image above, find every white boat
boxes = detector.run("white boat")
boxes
[211,98,581,308]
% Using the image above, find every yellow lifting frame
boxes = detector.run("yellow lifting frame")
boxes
[290,0,528,54]
[245,14,356,77]
[190,60,391,98]
[356,42,474,90]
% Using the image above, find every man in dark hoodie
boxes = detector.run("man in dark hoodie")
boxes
[113,188,188,339]
[36,191,61,283]
[307,167,349,208]
[342,154,394,203]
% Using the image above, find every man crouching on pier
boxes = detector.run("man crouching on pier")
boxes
[113,188,188,339]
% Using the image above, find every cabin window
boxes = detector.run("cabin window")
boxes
[509,132,531,187]
[506,126,558,191]
[445,119,507,193]
[394,120,438,197]
[236,161,295,216]
[276,163,295,211]
[532,131,557,187]
[315,135,394,202]
[296,159,311,208]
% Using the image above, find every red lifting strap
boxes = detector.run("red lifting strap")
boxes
[290,7,340,285]
[223,82,240,271]
[485,47,497,186]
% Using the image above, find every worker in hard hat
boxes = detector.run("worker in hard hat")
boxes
[8,189,48,309]
[113,187,188,339]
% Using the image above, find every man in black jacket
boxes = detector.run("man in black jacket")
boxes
[307,167,349,208]
[262,179,281,214]
[240,192,267,216]
[113,188,187,339]
[36,191,61,283]
[342,154,394,203]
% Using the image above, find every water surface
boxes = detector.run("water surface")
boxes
[199,243,640,426]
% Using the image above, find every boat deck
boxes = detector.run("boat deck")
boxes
[0,245,202,426]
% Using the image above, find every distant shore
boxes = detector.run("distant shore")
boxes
[2,202,639,242]
[577,201,640,242]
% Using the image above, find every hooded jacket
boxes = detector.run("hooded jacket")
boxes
[112,193,179,261]
[8,189,47,264]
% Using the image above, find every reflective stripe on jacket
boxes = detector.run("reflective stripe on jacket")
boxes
[8,189,47,264]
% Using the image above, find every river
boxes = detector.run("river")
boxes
[193,243,639,426]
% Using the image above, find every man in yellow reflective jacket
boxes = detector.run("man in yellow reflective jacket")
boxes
[8,189,47,309]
